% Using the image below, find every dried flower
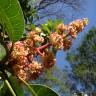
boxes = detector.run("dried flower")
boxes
[42,51,56,68]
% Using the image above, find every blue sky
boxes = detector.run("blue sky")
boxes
[56,0,96,70]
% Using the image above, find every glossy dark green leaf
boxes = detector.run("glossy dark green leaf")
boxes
[30,84,59,96]
[0,0,24,41]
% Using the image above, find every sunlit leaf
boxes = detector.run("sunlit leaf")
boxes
[41,24,50,35]
[47,20,53,30]
[0,0,24,41]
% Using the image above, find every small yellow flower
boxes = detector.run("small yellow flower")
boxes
[83,18,88,26]
[35,27,42,33]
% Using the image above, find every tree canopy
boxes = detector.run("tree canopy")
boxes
[67,27,96,94]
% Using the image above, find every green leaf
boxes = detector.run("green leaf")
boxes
[0,82,3,91]
[19,77,37,96]
[31,24,36,30]
[0,43,6,61]
[0,81,12,96]
[47,20,53,30]
[53,19,63,31]
[4,79,16,96]
[30,84,59,96]
[41,24,50,35]
[0,86,6,96]
[0,76,24,96]
[25,24,36,31]
[0,0,24,41]
[19,77,59,96]
[9,76,24,96]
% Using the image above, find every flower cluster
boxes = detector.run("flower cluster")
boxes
[67,18,88,38]
[8,18,88,81]
[49,18,88,50]
[8,28,55,81]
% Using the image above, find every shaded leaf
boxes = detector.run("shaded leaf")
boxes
[9,76,24,96]
[0,82,11,96]
[30,84,59,96]
[0,43,6,61]
[0,82,3,92]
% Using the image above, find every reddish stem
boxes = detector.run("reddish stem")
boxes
[35,43,52,56]
[37,43,52,50]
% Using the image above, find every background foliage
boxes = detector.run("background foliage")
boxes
[67,27,96,95]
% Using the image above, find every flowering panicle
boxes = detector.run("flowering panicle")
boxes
[8,18,88,81]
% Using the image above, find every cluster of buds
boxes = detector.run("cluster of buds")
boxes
[8,18,88,81]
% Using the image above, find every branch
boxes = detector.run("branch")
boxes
[36,0,58,11]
